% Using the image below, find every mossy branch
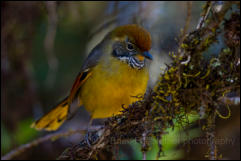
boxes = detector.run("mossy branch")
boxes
[57,2,239,160]
[2,1,239,160]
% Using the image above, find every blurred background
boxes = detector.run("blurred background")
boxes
[1,1,240,160]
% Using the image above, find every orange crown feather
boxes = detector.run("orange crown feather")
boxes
[111,24,152,51]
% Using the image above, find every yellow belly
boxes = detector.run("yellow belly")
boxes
[79,58,149,118]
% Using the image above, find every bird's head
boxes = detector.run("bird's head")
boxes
[107,24,152,69]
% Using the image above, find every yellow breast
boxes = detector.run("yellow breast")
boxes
[79,57,149,118]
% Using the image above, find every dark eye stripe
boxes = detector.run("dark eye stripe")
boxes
[112,48,129,57]
[112,49,118,57]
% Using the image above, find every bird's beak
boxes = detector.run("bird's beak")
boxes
[142,51,153,60]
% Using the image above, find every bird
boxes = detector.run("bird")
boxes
[31,24,152,131]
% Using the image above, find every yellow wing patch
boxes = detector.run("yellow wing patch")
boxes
[31,97,69,131]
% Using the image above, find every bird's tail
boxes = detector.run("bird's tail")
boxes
[31,97,69,131]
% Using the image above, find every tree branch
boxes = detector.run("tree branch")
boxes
[1,126,101,160]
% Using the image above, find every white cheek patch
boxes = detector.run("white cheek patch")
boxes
[119,56,130,62]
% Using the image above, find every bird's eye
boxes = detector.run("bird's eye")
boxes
[126,42,135,51]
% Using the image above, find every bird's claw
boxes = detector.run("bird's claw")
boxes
[84,131,91,147]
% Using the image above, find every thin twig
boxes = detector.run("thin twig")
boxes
[176,1,192,83]
[142,131,147,160]
[206,111,217,160]
[177,1,192,57]
[196,1,212,29]
[1,126,101,160]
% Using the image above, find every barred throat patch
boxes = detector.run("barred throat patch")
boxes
[118,56,145,70]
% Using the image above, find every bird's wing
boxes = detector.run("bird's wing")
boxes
[31,40,106,131]
[67,42,105,118]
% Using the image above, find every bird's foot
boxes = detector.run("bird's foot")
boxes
[84,131,91,147]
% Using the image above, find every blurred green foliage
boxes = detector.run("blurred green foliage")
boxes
[1,123,12,154]
[1,119,38,155]
[129,114,201,160]
[14,118,38,146]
